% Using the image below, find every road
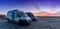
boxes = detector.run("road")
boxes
[0,17,60,29]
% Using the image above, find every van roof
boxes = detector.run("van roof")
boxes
[7,9,24,14]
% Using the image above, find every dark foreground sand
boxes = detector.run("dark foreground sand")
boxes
[0,16,60,29]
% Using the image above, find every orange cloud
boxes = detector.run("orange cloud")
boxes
[34,13,49,16]
[34,12,60,16]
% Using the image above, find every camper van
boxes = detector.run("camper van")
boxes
[7,9,31,25]
[26,12,38,21]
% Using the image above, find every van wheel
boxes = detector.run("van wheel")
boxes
[26,22,30,25]
[19,20,30,25]
[32,18,37,21]
[7,18,10,22]
[8,19,10,22]
[19,20,24,25]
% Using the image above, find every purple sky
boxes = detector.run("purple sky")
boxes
[0,0,60,15]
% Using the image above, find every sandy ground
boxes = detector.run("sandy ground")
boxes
[0,17,60,29]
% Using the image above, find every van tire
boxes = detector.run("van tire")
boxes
[8,20,10,22]
[19,20,30,25]
[7,18,10,22]
[32,18,37,21]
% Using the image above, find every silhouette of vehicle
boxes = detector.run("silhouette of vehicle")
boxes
[7,9,31,25]
[26,12,38,21]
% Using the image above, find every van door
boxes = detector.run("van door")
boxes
[14,12,22,21]
[11,12,15,21]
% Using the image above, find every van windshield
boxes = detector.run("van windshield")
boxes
[21,13,28,17]
[17,12,28,17]
[26,13,35,17]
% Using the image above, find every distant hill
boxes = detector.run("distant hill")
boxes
[0,15,6,19]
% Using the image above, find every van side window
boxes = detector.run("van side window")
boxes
[27,13,34,17]
[17,13,21,17]
[11,12,15,17]
[21,13,27,17]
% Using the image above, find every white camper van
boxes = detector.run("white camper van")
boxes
[7,9,31,25]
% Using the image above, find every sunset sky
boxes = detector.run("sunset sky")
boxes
[0,0,60,16]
